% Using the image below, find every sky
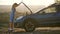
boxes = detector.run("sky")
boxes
[0,0,55,6]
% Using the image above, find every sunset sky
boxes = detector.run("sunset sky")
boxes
[0,0,55,6]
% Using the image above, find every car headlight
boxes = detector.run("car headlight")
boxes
[14,16,24,23]
[16,16,24,20]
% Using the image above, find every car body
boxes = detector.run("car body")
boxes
[14,3,60,32]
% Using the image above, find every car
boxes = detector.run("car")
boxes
[14,3,60,32]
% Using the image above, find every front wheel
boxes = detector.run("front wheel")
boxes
[14,23,19,28]
[23,18,35,32]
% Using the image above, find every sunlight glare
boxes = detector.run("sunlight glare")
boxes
[0,0,55,6]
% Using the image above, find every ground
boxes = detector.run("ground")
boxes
[0,27,60,34]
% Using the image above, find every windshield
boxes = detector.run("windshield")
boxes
[37,3,60,14]
[38,5,56,13]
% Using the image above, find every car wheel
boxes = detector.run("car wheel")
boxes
[14,23,19,28]
[23,18,35,32]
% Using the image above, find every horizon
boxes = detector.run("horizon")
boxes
[0,0,55,13]
[0,5,45,13]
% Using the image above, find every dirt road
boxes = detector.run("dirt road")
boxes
[14,27,60,34]
[1,27,60,34]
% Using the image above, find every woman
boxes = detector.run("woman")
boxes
[8,3,20,32]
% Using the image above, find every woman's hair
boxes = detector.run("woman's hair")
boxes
[12,3,18,8]
[13,3,18,5]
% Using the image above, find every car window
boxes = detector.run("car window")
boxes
[38,6,56,14]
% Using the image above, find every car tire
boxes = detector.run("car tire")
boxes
[14,23,19,28]
[23,18,35,32]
